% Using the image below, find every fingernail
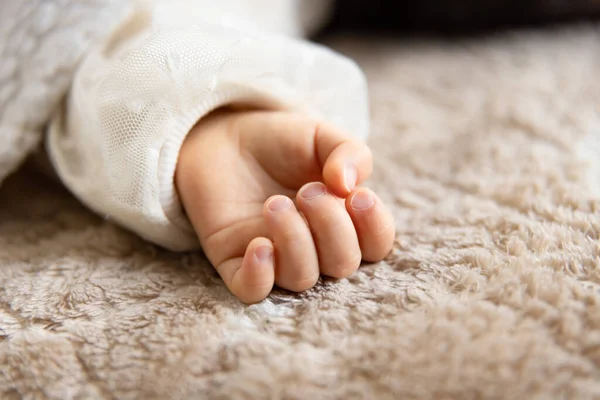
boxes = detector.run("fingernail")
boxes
[344,164,358,192]
[255,246,273,262]
[267,196,292,212]
[299,182,326,200]
[351,190,375,211]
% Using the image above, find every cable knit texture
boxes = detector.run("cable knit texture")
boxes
[2,25,600,399]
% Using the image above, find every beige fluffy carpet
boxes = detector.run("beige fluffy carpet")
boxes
[3,25,600,399]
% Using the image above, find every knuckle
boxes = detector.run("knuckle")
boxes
[374,221,395,242]
[279,225,307,243]
[288,274,320,292]
[326,251,362,279]
[364,223,396,262]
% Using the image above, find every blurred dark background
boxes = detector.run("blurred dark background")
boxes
[321,0,600,36]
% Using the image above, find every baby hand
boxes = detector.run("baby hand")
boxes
[176,110,395,303]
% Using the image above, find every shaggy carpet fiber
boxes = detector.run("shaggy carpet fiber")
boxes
[2,25,600,399]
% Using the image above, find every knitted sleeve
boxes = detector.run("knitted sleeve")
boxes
[46,4,369,251]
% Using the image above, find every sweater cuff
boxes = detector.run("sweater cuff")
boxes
[157,87,286,242]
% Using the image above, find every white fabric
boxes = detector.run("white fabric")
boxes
[0,0,132,184]
[47,1,369,251]
[0,0,335,185]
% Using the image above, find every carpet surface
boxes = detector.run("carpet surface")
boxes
[2,25,600,399]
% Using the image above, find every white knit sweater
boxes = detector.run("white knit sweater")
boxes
[1,0,370,251]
